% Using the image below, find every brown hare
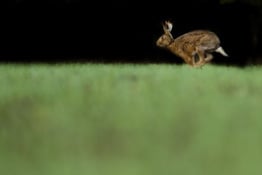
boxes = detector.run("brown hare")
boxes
[156,20,228,67]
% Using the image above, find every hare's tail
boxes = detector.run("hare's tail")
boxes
[215,46,228,57]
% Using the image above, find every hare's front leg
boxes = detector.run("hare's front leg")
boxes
[192,52,206,68]
[193,47,212,67]
[193,53,213,68]
[177,52,195,66]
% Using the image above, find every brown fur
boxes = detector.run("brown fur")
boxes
[156,21,228,67]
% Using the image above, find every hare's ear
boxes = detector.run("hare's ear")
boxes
[162,20,173,33]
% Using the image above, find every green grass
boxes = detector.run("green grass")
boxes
[1,63,262,175]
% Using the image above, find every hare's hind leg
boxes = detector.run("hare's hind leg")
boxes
[204,53,213,63]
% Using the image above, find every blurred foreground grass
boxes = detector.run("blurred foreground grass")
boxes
[1,63,262,175]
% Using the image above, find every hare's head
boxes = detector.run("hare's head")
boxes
[156,21,174,48]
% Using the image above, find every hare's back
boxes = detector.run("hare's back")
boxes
[175,30,220,49]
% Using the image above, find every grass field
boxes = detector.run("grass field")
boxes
[1,63,262,175]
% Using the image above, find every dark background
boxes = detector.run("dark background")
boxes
[1,0,262,66]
